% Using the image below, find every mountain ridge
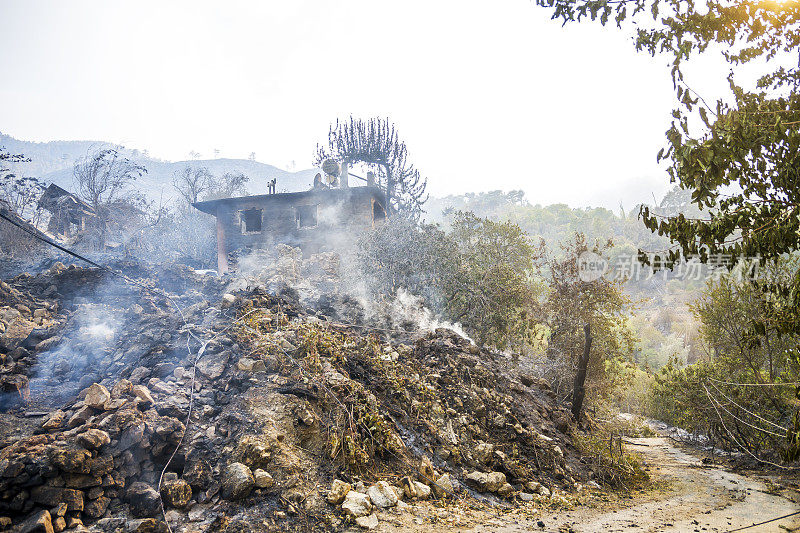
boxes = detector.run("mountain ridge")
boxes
[0,133,320,203]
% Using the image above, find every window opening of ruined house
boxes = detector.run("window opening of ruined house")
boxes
[296,204,318,228]
[242,208,262,233]
[373,200,386,223]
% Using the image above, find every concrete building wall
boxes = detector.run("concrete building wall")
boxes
[199,187,386,272]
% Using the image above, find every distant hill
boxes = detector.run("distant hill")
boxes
[0,133,320,205]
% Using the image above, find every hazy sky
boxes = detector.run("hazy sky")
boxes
[0,0,740,209]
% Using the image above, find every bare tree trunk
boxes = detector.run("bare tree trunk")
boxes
[571,324,592,422]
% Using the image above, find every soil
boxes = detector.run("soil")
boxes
[369,431,800,533]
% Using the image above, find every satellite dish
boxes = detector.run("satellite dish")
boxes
[321,159,340,177]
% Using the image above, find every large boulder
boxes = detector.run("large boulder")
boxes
[222,462,254,501]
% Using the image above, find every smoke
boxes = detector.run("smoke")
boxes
[228,240,471,342]
[27,302,121,407]
[386,289,472,341]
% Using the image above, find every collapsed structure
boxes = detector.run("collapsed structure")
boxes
[37,184,96,239]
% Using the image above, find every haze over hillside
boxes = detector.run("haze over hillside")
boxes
[0,133,320,204]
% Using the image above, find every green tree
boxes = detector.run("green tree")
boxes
[446,211,543,350]
[536,0,800,331]
[536,234,635,396]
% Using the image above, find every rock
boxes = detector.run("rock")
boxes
[253,469,274,489]
[183,458,212,490]
[51,517,65,533]
[326,479,351,505]
[76,429,110,449]
[125,519,168,533]
[67,406,93,428]
[222,462,254,500]
[412,481,431,500]
[236,358,256,372]
[41,411,66,431]
[49,504,67,518]
[355,513,379,530]
[497,482,514,497]
[221,294,236,308]
[538,485,551,497]
[65,518,82,529]
[485,471,507,493]
[127,482,161,518]
[30,487,84,512]
[84,384,111,409]
[131,385,156,409]
[366,481,397,508]
[83,496,110,518]
[111,379,133,399]
[128,367,150,384]
[15,510,53,533]
[518,492,534,502]
[466,471,489,492]
[431,473,454,498]
[196,356,226,380]
[160,478,191,508]
[341,491,372,518]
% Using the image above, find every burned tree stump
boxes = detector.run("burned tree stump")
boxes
[571,324,592,422]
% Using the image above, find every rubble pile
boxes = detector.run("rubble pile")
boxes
[0,253,590,532]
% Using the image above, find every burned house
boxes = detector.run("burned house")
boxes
[193,185,387,274]
[38,184,96,237]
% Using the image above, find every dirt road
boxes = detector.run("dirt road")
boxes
[376,434,800,533]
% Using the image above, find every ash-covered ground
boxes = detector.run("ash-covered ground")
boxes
[0,248,594,533]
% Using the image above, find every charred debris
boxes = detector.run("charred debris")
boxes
[0,247,599,533]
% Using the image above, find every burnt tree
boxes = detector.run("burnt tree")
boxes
[571,324,592,422]
[315,117,428,220]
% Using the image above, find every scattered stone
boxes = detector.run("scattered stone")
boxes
[160,478,192,508]
[355,513,379,530]
[253,469,274,489]
[84,496,111,518]
[41,411,66,431]
[30,487,84,512]
[76,428,111,449]
[127,482,161,518]
[222,462,254,500]
[131,385,154,407]
[485,471,507,493]
[497,482,514,497]
[84,383,111,409]
[125,518,168,533]
[51,517,66,533]
[111,379,133,398]
[519,492,534,502]
[366,481,398,508]
[432,473,454,498]
[341,491,372,518]
[326,479,351,505]
[15,510,53,533]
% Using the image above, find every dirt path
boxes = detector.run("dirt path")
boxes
[374,435,800,533]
